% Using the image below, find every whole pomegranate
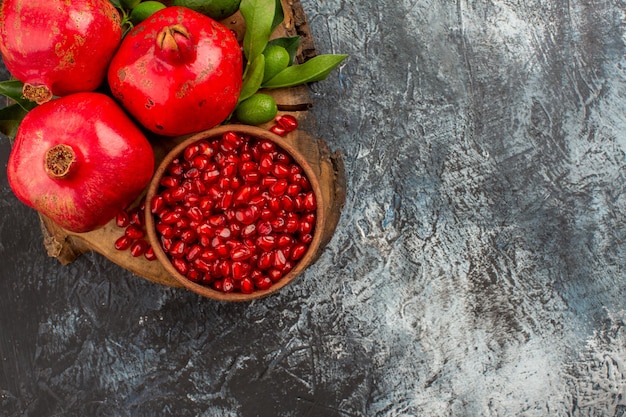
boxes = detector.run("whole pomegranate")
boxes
[107,6,242,137]
[7,93,155,233]
[0,0,122,104]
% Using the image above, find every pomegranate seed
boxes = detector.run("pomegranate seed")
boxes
[291,243,308,260]
[180,229,197,244]
[271,216,286,231]
[223,131,243,147]
[156,223,176,238]
[300,176,311,191]
[194,258,211,273]
[222,277,235,293]
[161,236,174,251]
[304,191,317,211]
[215,227,230,239]
[259,153,274,174]
[184,144,200,161]
[277,234,294,247]
[150,196,166,214]
[233,185,253,206]
[259,140,276,153]
[129,210,143,227]
[268,268,283,282]
[257,251,273,270]
[282,260,295,274]
[254,276,272,290]
[256,236,276,252]
[160,175,179,188]
[116,211,130,228]
[257,221,272,235]
[229,222,242,237]
[268,197,281,212]
[240,277,254,293]
[270,124,287,136]
[191,154,211,170]
[160,211,181,225]
[231,244,252,261]
[197,140,212,155]
[286,183,301,197]
[232,261,250,280]
[187,244,203,262]
[215,244,229,258]
[218,189,234,210]
[172,258,189,275]
[299,220,313,235]
[241,224,256,238]
[115,235,133,251]
[187,206,203,222]
[270,179,288,196]
[130,239,149,257]
[273,249,287,269]
[169,241,187,258]
[280,195,296,212]
[144,246,157,261]
[239,161,258,173]
[261,175,278,187]
[200,249,218,262]
[275,114,298,132]
[208,214,226,227]
[300,233,313,244]
[187,268,201,282]
[125,224,145,240]
[212,279,223,291]
[168,162,184,177]
[202,169,220,183]
[243,172,261,183]
[272,163,290,178]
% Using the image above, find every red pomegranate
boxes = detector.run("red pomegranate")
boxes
[0,0,122,104]
[7,93,155,233]
[107,6,242,137]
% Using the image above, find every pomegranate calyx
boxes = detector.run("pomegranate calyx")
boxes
[45,144,77,179]
[156,24,194,63]
[22,83,53,105]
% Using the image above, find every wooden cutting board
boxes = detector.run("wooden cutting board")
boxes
[37,0,347,288]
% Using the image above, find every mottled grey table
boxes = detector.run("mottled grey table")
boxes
[2,1,626,416]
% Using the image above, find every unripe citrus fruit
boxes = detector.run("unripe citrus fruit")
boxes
[263,45,290,83]
[129,1,166,24]
[235,93,278,125]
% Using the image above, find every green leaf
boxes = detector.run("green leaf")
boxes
[267,36,301,65]
[0,103,28,139]
[239,54,265,103]
[109,0,122,8]
[271,0,284,32]
[240,0,276,65]
[262,54,348,89]
[0,80,37,111]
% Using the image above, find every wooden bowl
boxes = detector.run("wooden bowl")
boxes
[144,124,328,301]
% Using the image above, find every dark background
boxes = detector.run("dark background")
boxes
[2,1,626,416]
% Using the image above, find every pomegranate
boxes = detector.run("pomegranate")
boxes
[0,0,122,104]
[7,93,155,233]
[149,130,317,294]
[107,6,243,137]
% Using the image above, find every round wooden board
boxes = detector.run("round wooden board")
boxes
[37,0,347,289]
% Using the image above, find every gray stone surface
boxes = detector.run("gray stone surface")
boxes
[1,1,625,416]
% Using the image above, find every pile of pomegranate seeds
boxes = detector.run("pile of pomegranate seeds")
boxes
[150,131,317,294]
[114,198,157,261]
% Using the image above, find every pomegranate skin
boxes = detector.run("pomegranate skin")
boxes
[0,0,122,103]
[7,93,155,233]
[107,7,243,137]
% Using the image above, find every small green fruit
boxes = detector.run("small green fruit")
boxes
[235,93,278,126]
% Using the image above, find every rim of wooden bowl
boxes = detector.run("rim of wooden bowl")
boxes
[144,124,326,302]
